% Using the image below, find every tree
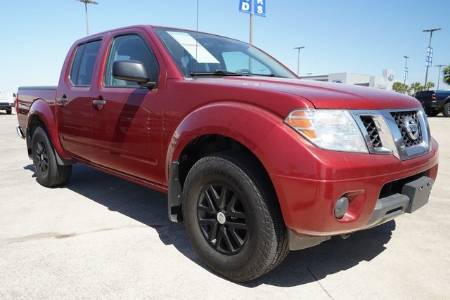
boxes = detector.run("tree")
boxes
[392,82,409,94]
[407,81,436,95]
[444,65,450,85]
[425,82,435,90]
[409,82,423,95]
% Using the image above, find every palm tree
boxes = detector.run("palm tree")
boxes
[444,65,450,85]
[409,82,423,95]
[425,82,435,91]
[392,82,409,94]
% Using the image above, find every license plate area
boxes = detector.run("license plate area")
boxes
[402,176,433,213]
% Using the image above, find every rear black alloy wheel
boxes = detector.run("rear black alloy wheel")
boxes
[31,127,72,187]
[198,184,248,255]
[34,141,50,176]
[426,109,438,117]
[444,103,450,117]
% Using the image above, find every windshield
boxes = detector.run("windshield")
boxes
[154,27,296,79]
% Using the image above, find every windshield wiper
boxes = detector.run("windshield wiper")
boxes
[190,70,244,77]
[253,73,276,77]
[242,72,276,77]
[190,70,280,78]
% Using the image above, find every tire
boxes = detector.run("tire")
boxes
[31,127,72,187]
[443,103,450,117]
[6,109,12,115]
[425,109,438,117]
[182,154,288,282]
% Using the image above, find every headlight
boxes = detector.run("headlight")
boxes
[285,109,368,153]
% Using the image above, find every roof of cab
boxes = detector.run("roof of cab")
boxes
[73,25,152,45]
[72,24,245,46]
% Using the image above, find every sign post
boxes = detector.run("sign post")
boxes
[239,0,266,45]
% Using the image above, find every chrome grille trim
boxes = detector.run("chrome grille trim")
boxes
[391,111,423,147]
[351,109,430,161]
[360,116,382,148]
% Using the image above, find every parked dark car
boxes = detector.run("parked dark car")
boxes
[415,90,450,117]
[0,101,13,114]
[0,94,13,114]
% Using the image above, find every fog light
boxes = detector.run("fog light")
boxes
[334,197,349,219]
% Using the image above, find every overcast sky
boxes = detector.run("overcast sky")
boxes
[0,0,449,97]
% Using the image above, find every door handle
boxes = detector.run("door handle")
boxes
[56,94,68,106]
[92,98,106,110]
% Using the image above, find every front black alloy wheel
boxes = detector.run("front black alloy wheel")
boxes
[443,103,450,117]
[198,184,248,255]
[426,109,438,117]
[182,154,288,282]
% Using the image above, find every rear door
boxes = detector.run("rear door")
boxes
[89,32,164,183]
[57,40,102,160]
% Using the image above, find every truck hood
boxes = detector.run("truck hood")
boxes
[198,77,421,110]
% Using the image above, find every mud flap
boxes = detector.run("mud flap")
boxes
[168,161,183,222]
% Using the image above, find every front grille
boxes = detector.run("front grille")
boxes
[391,111,423,147]
[360,116,382,148]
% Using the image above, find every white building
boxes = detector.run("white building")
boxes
[301,69,395,90]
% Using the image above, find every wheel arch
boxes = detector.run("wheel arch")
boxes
[27,99,71,164]
[165,102,285,179]
[166,102,289,223]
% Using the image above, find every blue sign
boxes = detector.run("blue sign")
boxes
[239,0,266,17]
[254,0,266,17]
[239,0,252,14]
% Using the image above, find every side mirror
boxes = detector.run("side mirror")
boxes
[112,60,156,89]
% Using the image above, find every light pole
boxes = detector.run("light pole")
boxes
[403,55,410,85]
[294,46,305,76]
[249,13,254,45]
[77,0,98,35]
[196,0,199,31]
[423,28,441,88]
[435,64,446,90]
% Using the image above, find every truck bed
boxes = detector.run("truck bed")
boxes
[16,86,57,130]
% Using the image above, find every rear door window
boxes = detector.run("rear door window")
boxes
[69,40,102,86]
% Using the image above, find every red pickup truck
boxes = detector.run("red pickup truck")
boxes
[16,25,439,282]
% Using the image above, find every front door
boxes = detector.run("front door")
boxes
[90,34,163,183]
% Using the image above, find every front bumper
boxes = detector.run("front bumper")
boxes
[421,101,440,111]
[271,138,439,244]
[288,176,433,251]
[0,103,13,110]
[366,176,432,227]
